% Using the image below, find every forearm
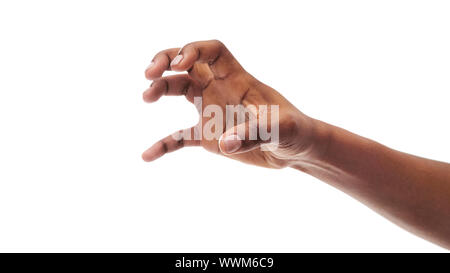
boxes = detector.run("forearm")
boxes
[292,119,450,248]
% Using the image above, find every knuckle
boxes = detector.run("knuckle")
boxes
[154,78,169,90]
[160,141,169,153]
[280,113,300,133]
[211,39,224,48]
[181,42,195,52]
[155,50,167,60]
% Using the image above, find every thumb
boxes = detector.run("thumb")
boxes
[218,121,264,155]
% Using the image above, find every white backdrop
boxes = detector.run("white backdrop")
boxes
[0,0,449,252]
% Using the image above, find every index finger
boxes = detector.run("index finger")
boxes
[172,40,243,79]
[145,40,244,81]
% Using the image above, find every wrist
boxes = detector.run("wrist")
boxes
[286,117,333,168]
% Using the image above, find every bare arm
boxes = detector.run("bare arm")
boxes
[294,120,450,248]
[142,40,450,249]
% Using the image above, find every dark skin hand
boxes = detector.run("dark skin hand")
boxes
[142,40,450,249]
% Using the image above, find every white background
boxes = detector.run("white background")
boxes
[0,0,449,252]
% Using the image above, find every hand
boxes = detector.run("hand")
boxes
[142,40,450,249]
[142,40,318,168]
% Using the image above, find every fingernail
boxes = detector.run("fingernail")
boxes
[146,61,154,70]
[221,134,242,154]
[171,55,183,67]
